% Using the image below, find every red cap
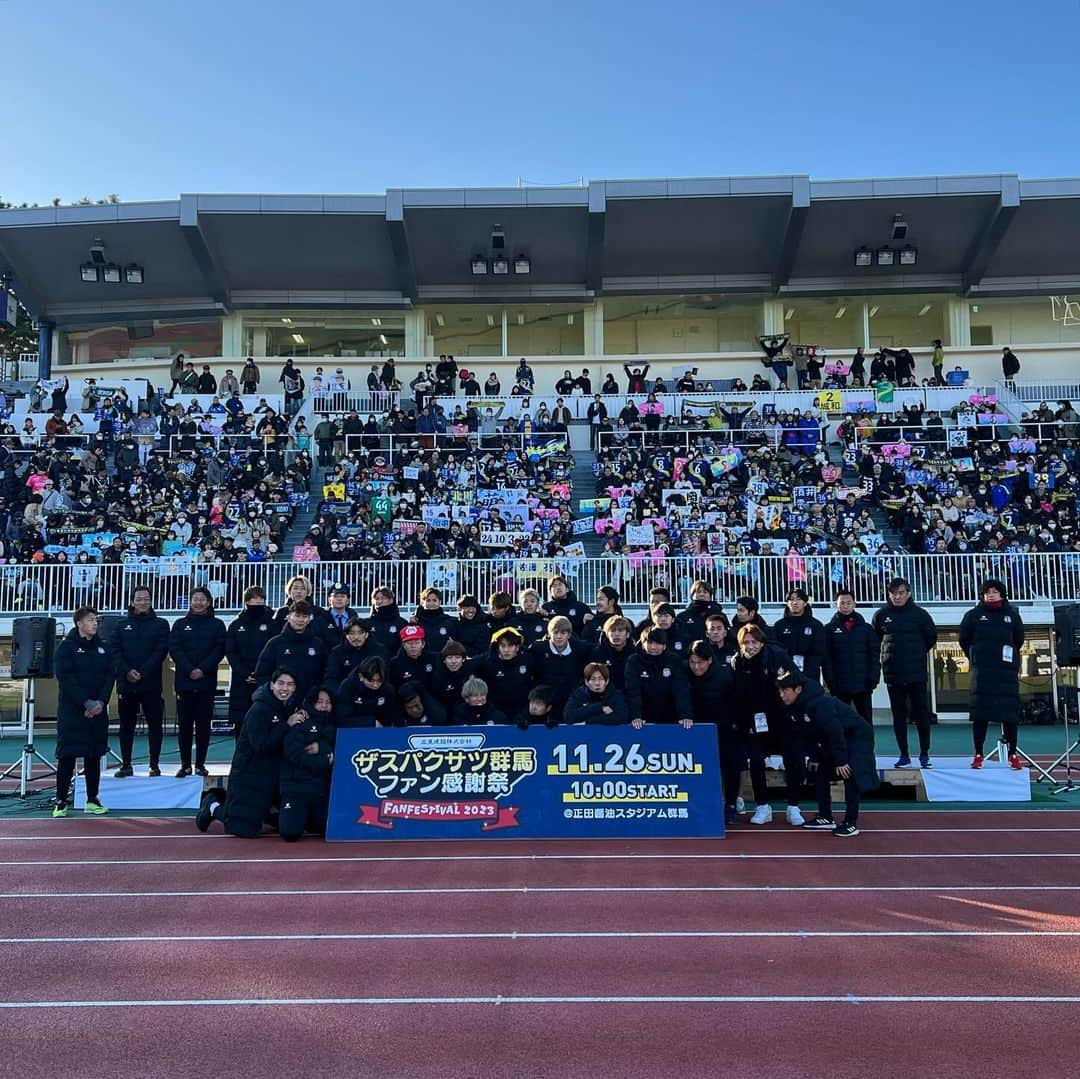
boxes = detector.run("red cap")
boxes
[400,625,425,642]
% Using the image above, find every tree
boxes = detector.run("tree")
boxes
[0,296,37,366]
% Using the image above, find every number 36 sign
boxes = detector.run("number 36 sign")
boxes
[326,725,724,841]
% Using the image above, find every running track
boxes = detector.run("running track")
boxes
[2,810,1079,1078]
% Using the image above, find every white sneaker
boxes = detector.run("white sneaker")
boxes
[735,796,745,813]
[786,806,805,827]
[750,804,773,825]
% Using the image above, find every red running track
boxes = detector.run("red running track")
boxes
[1,809,1080,1079]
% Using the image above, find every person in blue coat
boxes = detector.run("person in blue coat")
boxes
[109,586,170,777]
[53,606,115,817]
[225,586,276,734]
[169,587,227,778]
[196,669,303,837]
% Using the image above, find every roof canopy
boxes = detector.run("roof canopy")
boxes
[2,174,1078,325]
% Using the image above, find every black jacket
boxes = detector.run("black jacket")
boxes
[675,600,725,642]
[324,637,388,693]
[450,613,493,656]
[624,647,693,724]
[528,638,592,718]
[254,623,329,703]
[399,687,448,727]
[429,659,470,714]
[687,659,741,744]
[872,600,937,685]
[336,673,400,728]
[410,607,457,646]
[728,643,793,738]
[545,592,591,636]
[169,610,227,693]
[507,609,548,647]
[280,689,336,798]
[564,683,629,725]
[222,684,294,837]
[822,611,881,695]
[789,681,878,793]
[471,652,536,717]
[54,628,115,759]
[272,601,331,637]
[772,608,827,682]
[226,605,277,681]
[110,609,169,695]
[590,639,633,691]
[388,648,436,690]
[369,603,405,654]
[452,700,509,725]
[958,601,1025,720]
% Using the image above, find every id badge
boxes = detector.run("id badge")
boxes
[793,655,804,671]
[754,712,769,734]
[1002,645,1014,663]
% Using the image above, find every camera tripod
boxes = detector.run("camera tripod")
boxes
[0,681,55,798]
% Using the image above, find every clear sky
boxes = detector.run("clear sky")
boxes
[7,0,1080,204]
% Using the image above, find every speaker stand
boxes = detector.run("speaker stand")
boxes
[0,682,56,798]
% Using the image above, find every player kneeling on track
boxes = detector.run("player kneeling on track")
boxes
[197,669,304,836]
[278,685,336,842]
[776,672,878,838]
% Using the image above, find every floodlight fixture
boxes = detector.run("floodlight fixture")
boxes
[102,263,122,284]
[80,263,99,283]
[124,264,144,284]
[471,256,488,275]
[492,256,510,275]
[899,245,918,266]
[514,255,531,274]
[854,247,873,268]
[876,247,895,267]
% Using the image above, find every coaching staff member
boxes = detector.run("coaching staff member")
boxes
[872,577,937,769]
[53,607,115,817]
[110,586,170,776]
[822,590,880,724]
[225,586,276,734]
[169,587,227,777]
[958,579,1026,770]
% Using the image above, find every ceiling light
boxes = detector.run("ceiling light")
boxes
[971,304,979,313]
[378,334,388,345]
[486,314,496,328]
[868,305,879,318]
[80,263,99,283]
[492,257,510,275]
[102,264,121,284]
[784,308,795,321]
[514,256,531,275]
[471,257,488,275]
[567,313,574,325]
[899,245,918,266]
[281,317,292,324]
[835,306,847,319]
[291,333,304,344]
[854,247,873,268]
[371,317,382,326]
[891,214,908,241]
[918,303,932,316]
[435,313,445,327]
[517,312,525,325]
[124,264,144,284]
[877,247,895,267]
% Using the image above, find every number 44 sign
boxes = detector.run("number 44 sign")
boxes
[326,725,725,841]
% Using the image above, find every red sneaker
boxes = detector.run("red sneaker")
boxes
[1008,753,1023,771]
[970,754,984,769]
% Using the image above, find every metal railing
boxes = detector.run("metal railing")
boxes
[334,431,564,462]
[0,553,1073,618]
[597,427,823,454]
[1002,380,1080,403]
[310,391,399,415]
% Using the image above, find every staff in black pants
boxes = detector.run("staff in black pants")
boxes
[53,607,115,817]
[225,586,276,734]
[822,590,880,725]
[169,587,227,777]
[687,641,743,825]
[958,579,1026,770]
[110,586,170,776]
[872,577,937,769]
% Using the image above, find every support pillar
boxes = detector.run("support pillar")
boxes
[37,321,53,380]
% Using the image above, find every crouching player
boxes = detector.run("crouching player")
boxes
[776,672,877,838]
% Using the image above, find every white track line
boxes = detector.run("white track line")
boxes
[2,995,1079,1009]
[3,930,1078,946]
[3,851,1079,867]
[4,884,1080,900]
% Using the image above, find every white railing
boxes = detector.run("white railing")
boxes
[310,391,399,415]
[1003,380,1080,403]
[336,430,557,461]
[0,553,1073,617]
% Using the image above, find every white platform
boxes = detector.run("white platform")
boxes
[74,770,206,811]
[874,755,1031,802]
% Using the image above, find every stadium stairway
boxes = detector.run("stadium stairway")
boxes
[278,468,317,558]
[569,430,607,557]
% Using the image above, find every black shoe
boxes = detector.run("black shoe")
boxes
[194,765,209,777]
[804,817,837,831]
[175,766,192,779]
[833,822,860,838]
[113,764,134,778]
[148,765,161,778]
[195,792,217,833]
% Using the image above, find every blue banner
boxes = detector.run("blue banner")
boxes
[326,725,724,841]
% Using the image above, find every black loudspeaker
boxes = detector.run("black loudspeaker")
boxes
[1054,604,1080,666]
[96,614,125,650]
[11,616,58,679]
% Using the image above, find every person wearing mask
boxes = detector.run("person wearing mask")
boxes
[471,626,535,718]
[240,358,260,394]
[931,340,945,386]
[225,586,276,735]
[255,600,329,705]
[872,577,937,769]
[52,606,114,817]
[777,672,877,837]
[675,580,725,642]
[369,586,405,655]
[565,662,628,725]
[729,624,795,826]
[703,612,736,663]
[958,579,1026,770]
[772,588,827,682]
[687,641,744,825]
[544,575,592,637]
[528,616,591,721]
[451,595,492,656]
[591,615,635,691]
[624,627,693,729]
[110,586,170,777]
[196,365,217,394]
[277,684,337,841]
[169,587,227,778]
[398,681,448,727]
[1001,347,1021,382]
[514,358,534,390]
[196,669,302,836]
[453,677,509,725]
[822,591,880,725]
[337,656,399,728]
[389,624,435,690]
[623,363,651,394]
[324,617,388,694]
[324,586,360,647]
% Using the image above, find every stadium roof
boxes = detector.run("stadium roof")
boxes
[2,174,1079,326]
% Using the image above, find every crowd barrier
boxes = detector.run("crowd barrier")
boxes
[0,552,1073,618]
